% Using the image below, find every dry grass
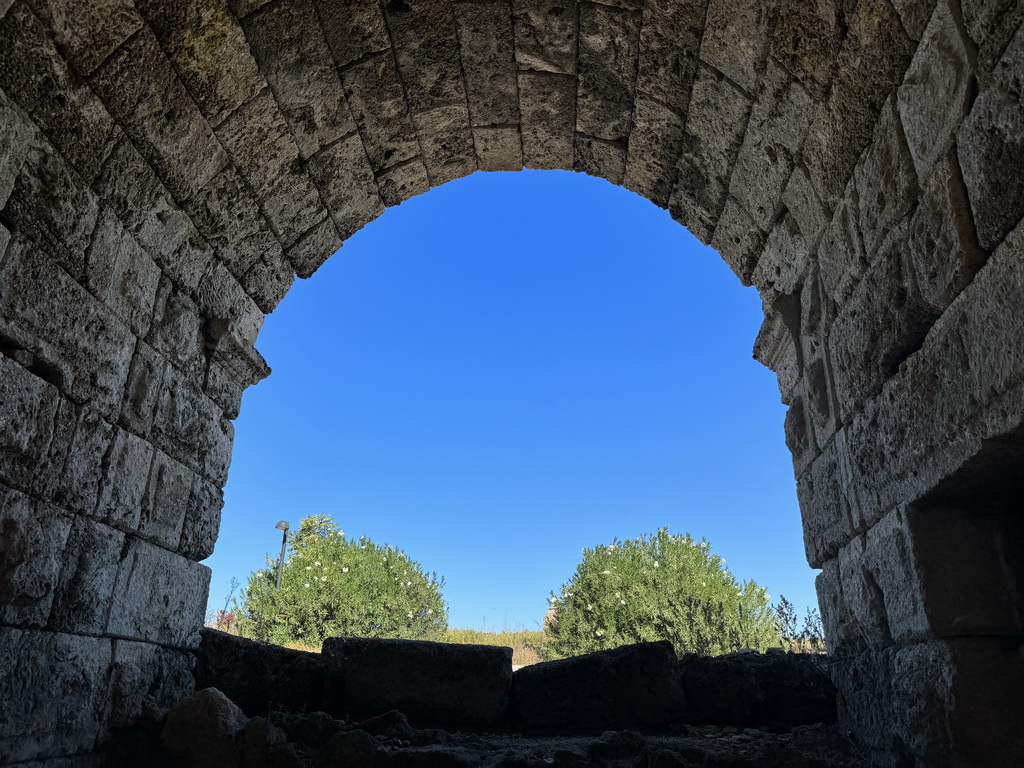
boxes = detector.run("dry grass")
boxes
[443,628,546,667]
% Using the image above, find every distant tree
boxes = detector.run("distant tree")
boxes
[235,514,447,646]
[543,528,781,659]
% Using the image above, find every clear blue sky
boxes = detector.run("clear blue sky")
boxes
[203,169,820,630]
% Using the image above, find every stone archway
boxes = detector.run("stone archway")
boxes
[0,0,1022,764]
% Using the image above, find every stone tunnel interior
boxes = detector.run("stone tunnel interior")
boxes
[1,0,1023,765]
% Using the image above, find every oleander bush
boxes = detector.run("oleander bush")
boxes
[235,514,447,646]
[543,527,781,659]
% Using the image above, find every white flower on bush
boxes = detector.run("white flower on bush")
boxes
[586,604,593,610]
[595,630,604,637]
[304,583,310,588]
[620,600,626,605]
[305,566,312,571]
[322,576,327,582]
[549,597,557,604]
[601,570,611,575]
[314,561,321,566]
[407,612,413,619]
[342,567,349,573]
[406,581,412,586]
[653,561,659,568]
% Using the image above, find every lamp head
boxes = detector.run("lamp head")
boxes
[274,520,290,531]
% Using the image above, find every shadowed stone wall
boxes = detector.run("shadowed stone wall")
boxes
[0,0,1022,764]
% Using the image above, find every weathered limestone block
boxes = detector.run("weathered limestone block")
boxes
[699,0,769,93]
[781,165,830,247]
[474,126,524,172]
[961,0,1024,75]
[957,21,1024,251]
[799,349,840,451]
[784,396,816,480]
[196,260,265,351]
[518,71,575,170]
[0,3,120,183]
[896,2,973,185]
[138,450,194,550]
[0,354,61,494]
[729,62,813,231]
[623,96,684,207]
[0,90,36,209]
[905,151,987,314]
[306,132,384,240]
[453,0,520,126]
[4,137,101,281]
[752,214,809,296]
[511,641,685,728]
[797,428,857,568]
[108,639,195,728]
[382,0,466,113]
[95,427,154,532]
[411,103,477,187]
[802,0,915,208]
[119,340,167,437]
[178,477,223,560]
[214,88,329,248]
[0,628,112,763]
[855,101,920,261]
[92,137,214,294]
[340,53,420,173]
[160,687,248,768]
[816,178,867,309]
[146,278,205,382]
[285,215,343,279]
[575,133,626,185]
[831,638,1024,766]
[678,652,837,729]
[323,636,512,725]
[576,3,640,142]
[134,0,263,129]
[0,236,135,417]
[196,628,326,716]
[84,209,161,339]
[30,403,111,516]
[376,158,430,208]
[767,2,841,99]
[635,0,705,107]
[26,0,142,77]
[205,335,271,420]
[48,516,124,635]
[709,197,763,285]
[889,0,938,41]
[238,0,356,160]
[752,302,799,402]
[107,536,210,648]
[312,0,390,70]
[512,0,578,75]
[669,64,752,243]
[0,484,73,629]
[88,25,227,205]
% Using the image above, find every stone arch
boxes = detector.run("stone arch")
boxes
[0,0,1022,764]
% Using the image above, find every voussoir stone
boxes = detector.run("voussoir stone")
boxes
[322,636,513,725]
[510,641,685,729]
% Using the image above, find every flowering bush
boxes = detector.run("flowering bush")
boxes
[235,515,447,646]
[543,528,781,658]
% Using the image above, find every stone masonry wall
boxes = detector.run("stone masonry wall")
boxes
[0,0,1022,765]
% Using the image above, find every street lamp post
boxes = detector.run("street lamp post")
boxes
[274,520,290,589]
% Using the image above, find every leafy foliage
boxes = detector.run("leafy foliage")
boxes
[775,595,826,653]
[235,515,447,646]
[544,528,781,658]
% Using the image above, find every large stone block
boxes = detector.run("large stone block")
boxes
[134,0,263,128]
[709,197,763,286]
[375,158,430,208]
[138,449,193,551]
[575,133,626,185]
[512,0,578,75]
[474,126,524,172]
[242,0,357,159]
[0,354,61,494]
[518,71,575,170]
[0,484,73,629]
[27,0,142,77]
[119,339,168,437]
[411,103,477,187]
[340,53,419,173]
[752,213,809,296]
[31,403,111,516]
[306,131,384,241]
[512,641,684,728]
[0,628,112,763]
[782,165,830,247]
[47,516,124,634]
[816,177,867,309]
[382,0,465,114]
[146,277,206,382]
[623,96,684,207]
[767,2,841,99]
[957,21,1024,251]
[108,639,195,728]
[576,3,640,142]
[699,0,769,93]
[454,0,519,126]
[312,0,390,70]
[635,0,705,108]
[798,429,857,568]
[178,476,223,560]
[196,628,325,716]
[106,536,210,648]
[95,426,154,532]
[285,215,342,280]
[323,636,512,725]
[0,89,36,209]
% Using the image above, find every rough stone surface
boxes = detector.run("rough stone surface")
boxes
[322,636,512,725]
[160,687,248,768]
[511,641,685,728]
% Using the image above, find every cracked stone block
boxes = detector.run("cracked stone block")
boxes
[699,0,769,93]
[890,0,939,42]
[286,215,342,279]
[782,165,829,245]
[957,22,1024,251]
[798,429,857,568]
[752,304,799,402]
[107,536,210,648]
[119,340,167,438]
[196,260,265,349]
[752,213,809,296]
[0,628,112,763]
[33,404,112,517]
[784,395,817,478]
[96,427,154,532]
[241,0,357,159]
[519,71,574,170]
[138,450,193,551]
[962,0,1024,75]
[816,178,867,307]
[768,2,841,99]
[28,0,142,77]
[454,0,519,126]
[0,485,73,629]
[146,278,205,382]
[574,133,626,185]
[411,104,477,187]
[623,96,684,208]
[134,0,263,129]
[313,0,390,70]
[576,2,640,142]
[306,131,385,241]
[670,64,752,242]
[376,159,430,207]
[474,126,524,172]
[636,0,705,107]
[383,0,465,113]
[709,196,763,285]
[340,53,419,173]
[48,516,124,634]
[0,354,61,494]
[0,91,36,209]
[108,640,195,728]
[179,477,223,561]
[512,0,578,75]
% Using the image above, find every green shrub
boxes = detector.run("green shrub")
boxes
[543,527,781,658]
[235,514,447,646]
